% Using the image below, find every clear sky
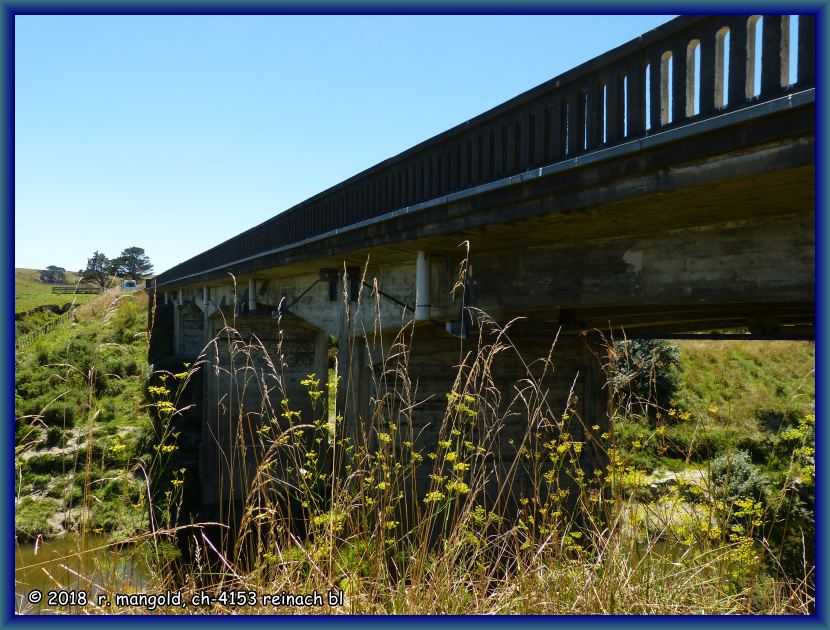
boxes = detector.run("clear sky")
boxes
[15,14,675,275]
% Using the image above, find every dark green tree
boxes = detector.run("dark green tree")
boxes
[611,339,680,415]
[83,251,111,288]
[39,265,66,284]
[110,246,153,280]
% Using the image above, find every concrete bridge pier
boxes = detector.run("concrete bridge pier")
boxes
[337,315,611,525]
[198,315,328,503]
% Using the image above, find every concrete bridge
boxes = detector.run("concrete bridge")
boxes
[148,15,815,516]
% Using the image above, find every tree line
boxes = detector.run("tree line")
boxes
[82,247,154,287]
[41,247,154,288]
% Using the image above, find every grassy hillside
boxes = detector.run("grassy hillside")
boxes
[15,268,97,313]
[14,290,153,540]
[617,339,814,469]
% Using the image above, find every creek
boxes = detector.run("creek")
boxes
[15,533,149,613]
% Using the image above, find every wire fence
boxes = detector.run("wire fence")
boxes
[15,307,76,352]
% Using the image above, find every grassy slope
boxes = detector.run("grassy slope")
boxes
[617,339,815,470]
[14,290,153,540]
[672,339,814,457]
[15,268,97,313]
[674,339,814,424]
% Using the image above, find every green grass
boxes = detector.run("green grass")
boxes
[15,497,63,541]
[14,290,153,541]
[15,268,98,313]
[614,339,814,469]
[674,339,814,426]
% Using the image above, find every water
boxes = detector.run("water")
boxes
[15,533,149,614]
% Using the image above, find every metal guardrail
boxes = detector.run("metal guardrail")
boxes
[155,14,814,288]
[51,285,103,294]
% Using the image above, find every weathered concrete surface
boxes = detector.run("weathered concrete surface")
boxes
[468,213,813,329]
[334,320,610,522]
[198,314,327,507]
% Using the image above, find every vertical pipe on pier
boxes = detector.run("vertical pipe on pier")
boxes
[415,251,431,322]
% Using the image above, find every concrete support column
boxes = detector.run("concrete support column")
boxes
[202,285,209,345]
[173,291,182,355]
[248,279,256,312]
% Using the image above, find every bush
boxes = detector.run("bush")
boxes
[46,425,63,447]
[710,450,767,505]
[15,497,62,540]
[765,414,815,582]
[124,358,141,377]
[41,401,76,427]
[612,339,680,415]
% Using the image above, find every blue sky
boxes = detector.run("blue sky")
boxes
[14,14,676,275]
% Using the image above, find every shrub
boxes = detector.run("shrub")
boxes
[710,450,767,505]
[41,401,76,427]
[45,425,63,447]
[15,497,62,540]
[765,414,815,582]
[612,339,680,415]
[124,358,141,377]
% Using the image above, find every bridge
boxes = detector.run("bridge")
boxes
[148,15,815,515]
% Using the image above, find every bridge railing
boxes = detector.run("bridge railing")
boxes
[156,14,814,287]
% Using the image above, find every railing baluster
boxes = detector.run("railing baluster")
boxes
[544,103,557,163]
[520,110,531,171]
[626,60,646,136]
[564,92,578,155]
[460,142,466,191]
[474,135,481,184]
[483,129,494,180]
[449,146,456,191]
[699,26,717,115]
[672,40,689,124]
[605,72,623,141]
[728,16,750,106]
[444,147,451,193]
[506,117,517,174]
[437,151,444,195]
[648,57,661,130]
[592,81,605,147]
[533,106,545,165]
[492,125,503,176]
[576,90,587,153]
[762,15,786,94]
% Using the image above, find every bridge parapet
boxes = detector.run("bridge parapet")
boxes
[155,14,814,288]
